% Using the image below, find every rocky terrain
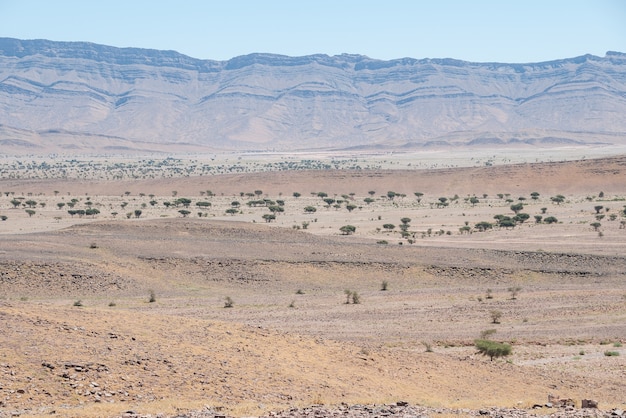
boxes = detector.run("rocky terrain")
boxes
[1,37,625,153]
[0,154,624,417]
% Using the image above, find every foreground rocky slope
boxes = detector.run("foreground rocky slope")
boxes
[0,157,624,417]
[1,37,625,152]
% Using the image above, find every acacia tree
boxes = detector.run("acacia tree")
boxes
[551,195,565,205]
[383,223,395,231]
[510,203,524,214]
[339,225,356,235]
[475,221,493,232]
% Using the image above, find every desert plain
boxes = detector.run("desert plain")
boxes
[0,149,625,418]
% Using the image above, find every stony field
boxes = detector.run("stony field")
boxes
[0,152,625,418]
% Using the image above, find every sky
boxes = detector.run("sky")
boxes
[0,0,624,63]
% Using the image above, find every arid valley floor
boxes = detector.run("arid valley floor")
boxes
[0,150,625,417]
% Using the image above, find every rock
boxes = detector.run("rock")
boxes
[581,399,598,408]
[41,362,55,370]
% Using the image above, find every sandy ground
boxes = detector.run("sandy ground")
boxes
[0,153,625,417]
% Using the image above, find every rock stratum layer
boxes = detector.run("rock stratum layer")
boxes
[1,38,625,153]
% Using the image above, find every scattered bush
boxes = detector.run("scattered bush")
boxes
[508,286,522,300]
[480,329,497,339]
[73,300,83,307]
[148,290,156,303]
[490,310,503,324]
[381,280,389,291]
[224,296,234,308]
[475,339,512,361]
[604,351,620,357]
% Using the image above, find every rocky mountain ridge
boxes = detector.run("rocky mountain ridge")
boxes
[1,37,625,153]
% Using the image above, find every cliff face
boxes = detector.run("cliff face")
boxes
[1,37,625,153]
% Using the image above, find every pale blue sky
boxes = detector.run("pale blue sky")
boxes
[0,0,624,63]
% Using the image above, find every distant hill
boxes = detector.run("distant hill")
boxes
[1,37,625,154]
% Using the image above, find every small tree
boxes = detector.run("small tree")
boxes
[590,222,601,231]
[490,310,503,324]
[383,223,395,231]
[475,221,493,232]
[508,286,522,300]
[344,289,352,304]
[339,225,356,235]
[510,203,524,214]
[351,291,361,304]
[179,209,191,217]
[551,195,565,205]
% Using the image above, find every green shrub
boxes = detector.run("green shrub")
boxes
[604,351,620,357]
[475,339,512,361]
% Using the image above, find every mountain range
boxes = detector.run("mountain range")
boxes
[1,37,625,154]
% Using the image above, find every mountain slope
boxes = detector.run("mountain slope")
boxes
[1,38,625,153]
